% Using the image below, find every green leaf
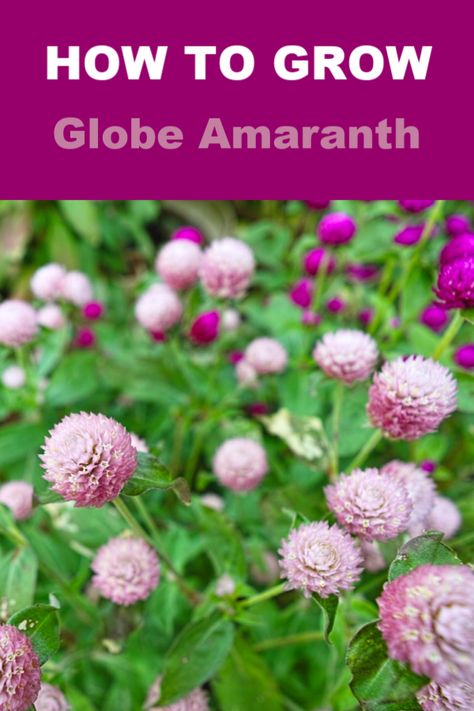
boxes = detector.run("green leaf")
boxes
[159,611,234,705]
[197,504,247,578]
[389,532,462,581]
[8,604,60,664]
[45,351,99,406]
[0,547,38,616]
[347,621,426,710]
[122,453,190,504]
[261,408,329,462]
[58,200,101,245]
[312,593,338,643]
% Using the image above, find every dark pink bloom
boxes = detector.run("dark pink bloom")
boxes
[74,327,96,348]
[302,311,321,326]
[0,625,41,710]
[445,214,471,236]
[440,234,474,265]
[326,296,346,313]
[189,311,220,345]
[346,263,379,281]
[398,200,435,213]
[150,330,167,343]
[171,225,204,244]
[228,350,244,364]
[303,248,336,276]
[420,304,449,332]
[435,257,474,309]
[358,308,373,327]
[318,212,357,245]
[290,278,313,309]
[305,199,331,210]
[83,301,104,320]
[394,224,425,246]
[246,402,269,417]
[420,459,437,473]
[454,344,474,370]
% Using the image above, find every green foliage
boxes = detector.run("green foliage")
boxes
[8,603,60,664]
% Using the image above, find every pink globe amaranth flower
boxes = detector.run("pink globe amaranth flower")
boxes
[367,355,457,440]
[83,301,104,321]
[420,304,449,333]
[290,278,313,309]
[410,496,462,541]
[200,237,255,299]
[381,460,436,527]
[145,678,209,711]
[189,311,220,345]
[135,283,183,333]
[150,330,167,343]
[358,308,373,327]
[378,564,474,685]
[313,329,378,384]
[215,573,236,597]
[245,401,269,417]
[303,247,336,276]
[454,344,474,370]
[417,680,474,711]
[74,327,96,348]
[213,437,268,492]
[155,240,202,291]
[30,263,67,301]
[61,271,93,307]
[200,493,224,511]
[221,308,241,331]
[1,365,26,389]
[326,296,346,314]
[235,358,258,388]
[394,224,425,246]
[92,536,159,606]
[346,263,379,281]
[37,304,65,330]
[0,481,34,520]
[318,212,357,246]
[245,337,288,375]
[0,624,41,711]
[171,225,204,245]
[421,459,437,473]
[35,683,70,711]
[305,199,331,210]
[130,432,149,454]
[445,214,471,237]
[435,257,474,309]
[41,412,137,507]
[325,468,412,541]
[301,311,321,326]
[398,199,435,213]
[228,350,244,365]
[440,234,474,266]
[279,521,363,598]
[0,300,38,347]
[360,540,386,573]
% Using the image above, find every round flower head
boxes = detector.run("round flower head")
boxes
[367,355,457,440]
[1,365,26,389]
[313,329,378,385]
[410,496,462,540]
[394,224,425,246]
[326,296,346,313]
[74,328,96,349]
[41,412,137,507]
[145,678,209,711]
[378,564,474,685]
[215,573,236,597]
[435,257,474,309]
[92,536,159,606]
[30,263,67,301]
[305,199,331,210]
[130,433,149,454]
[358,308,373,327]
[289,279,313,309]
[35,683,70,711]
[200,237,255,298]
[83,301,104,321]
[245,337,288,375]
[155,240,202,291]
[318,212,356,245]
[302,311,321,326]
[61,271,93,306]
[0,624,41,711]
[454,344,474,370]
[135,283,183,333]
[200,493,224,511]
[417,680,474,711]
[221,308,241,332]
[325,468,412,541]
[37,304,65,330]
[0,300,38,347]
[235,358,258,388]
[420,304,448,333]
[381,460,436,527]
[213,437,268,492]
[440,234,474,266]
[303,248,336,276]
[171,225,204,245]
[189,311,220,345]
[398,199,435,213]
[0,481,34,521]
[445,214,471,237]
[279,521,363,598]
[346,263,379,281]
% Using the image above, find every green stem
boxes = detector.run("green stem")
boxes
[328,381,344,480]
[170,415,188,476]
[369,258,396,335]
[431,310,464,360]
[254,629,324,652]
[240,583,286,608]
[112,497,152,544]
[312,250,332,312]
[348,429,383,471]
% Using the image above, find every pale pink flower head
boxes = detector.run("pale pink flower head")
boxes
[61,271,93,306]
[235,358,258,388]
[378,564,474,685]
[1,365,26,389]
[200,237,255,299]
[325,468,412,541]
[35,683,71,711]
[0,299,38,347]
[41,412,137,507]
[0,624,41,711]
[130,433,149,454]
[381,460,436,527]
[200,493,224,511]
[417,680,474,711]
[145,678,209,711]
[30,263,67,301]
[135,283,183,333]
[410,496,462,540]
[313,329,378,385]
[367,355,457,440]
[279,521,363,598]
[92,536,159,606]
[37,304,65,330]
[245,337,288,375]
[155,240,202,291]
[213,437,268,492]
[221,308,241,331]
[215,573,236,597]
[0,481,34,520]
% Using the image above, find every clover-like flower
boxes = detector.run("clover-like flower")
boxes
[318,212,357,245]
[35,683,71,711]
[213,437,268,492]
[435,257,474,309]
[30,263,67,301]
[0,481,34,521]
[61,271,93,307]
[155,240,202,290]
[135,283,183,333]
[200,237,255,299]
[410,495,462,540]
[0,300,38,347]
[417,680,474,711]
[313,329,378,384]
[245,337,288,375]
[381,460,436,527]
[1,365,26,390]
[0,625,41,711]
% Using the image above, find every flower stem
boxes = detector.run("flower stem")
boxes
[240,582,287,608]
[348,429,383,471]
[312,251,331,313]
[431,310,464,361]
[328,381,344,480]
[253,629,324,652]
[112,497,152,544]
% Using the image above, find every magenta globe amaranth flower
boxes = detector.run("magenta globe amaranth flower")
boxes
[454,344,474,370]
[30,263,67,301]
[245,337,288,374]
[74,327,96,348]
[318,212,357,245]
[417,680,474,711]
[435,257,474,309]
[325,468,412,541]
[279,521,363,598]
[83,301,104,320]
[378,564,474,685]
[445,214,471,237]
[394,224,425,246]
[200,237,255,298]
[171,225,204,245]
[0,481,34,520]
[213,437,268,492]
[326,296,346,313]
[313,329,378,384]
[155,239,202,290]
[135,283,183,333]
[303,247,336,276]
[358,308,373,327]
[0,299,38,347]
[439,234,474,265]
[289,278,313,309]
[367,355,457,440]
[380,460,435,527]
[61,271,93,306]
[301,311,321,326]
[189,310,220,345]
[398,199,435,213]
[41,412,137,507]
[346,263,379,281]
[305,199,331,210]
[37,304,65,330]
[0,625,41,711]
[145,678,209,711]
[35,683,70,711]
[420,304,449,332]
[421,459,437,473]
[92,536,160,606]
[1,365,26,389]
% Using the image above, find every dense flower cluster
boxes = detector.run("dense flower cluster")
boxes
[381,460,436,527]
[35,683,71,711]
[417,680,474,711]
[0,481,34,520]
[135,283,183,333]
[213,437,268,491]
[244,337,288,374]
[200,237,255,298]
[0,625,41,711]
[156,239,202,290]
[313,329,378,384]
[0,300,38,347]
